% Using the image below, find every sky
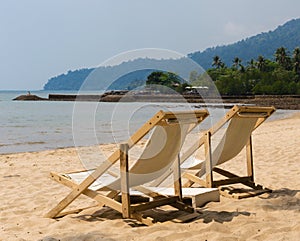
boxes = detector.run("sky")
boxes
[1,0,300,90]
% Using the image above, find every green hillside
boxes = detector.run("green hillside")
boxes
[43,18,300,91]
[43,58,201,91]
[189,18,300,69]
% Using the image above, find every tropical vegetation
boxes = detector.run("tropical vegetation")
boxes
[146,71,189,94]
[191,47,300,95]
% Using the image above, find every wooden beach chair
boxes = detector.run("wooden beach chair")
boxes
[154,105,275,199]
[45,109,213,225]
[181,105,275,198]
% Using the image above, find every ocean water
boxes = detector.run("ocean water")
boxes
[0,90,296,154]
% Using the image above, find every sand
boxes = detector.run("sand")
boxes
[0,113,299,241]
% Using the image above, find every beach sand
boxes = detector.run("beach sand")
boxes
[1,113,299,241]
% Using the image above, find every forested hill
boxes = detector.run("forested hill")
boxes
[43,58,201,91]
[43,68,94,90]
[189,18,300,69]
[44,18,300,91]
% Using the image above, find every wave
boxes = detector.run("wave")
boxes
[0,141,46,147]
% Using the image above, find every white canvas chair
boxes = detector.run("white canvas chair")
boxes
[45,109,213,225]
[180,105,276,198]
[153,105,275,199]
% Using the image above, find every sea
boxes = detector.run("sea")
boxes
[0,90,297,154]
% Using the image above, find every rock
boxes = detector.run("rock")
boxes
[13,94,47,101]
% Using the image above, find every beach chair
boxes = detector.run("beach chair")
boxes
[156,105,275,199]
[45,109,211,225]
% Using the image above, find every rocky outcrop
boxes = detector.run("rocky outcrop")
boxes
[13,94,47,101]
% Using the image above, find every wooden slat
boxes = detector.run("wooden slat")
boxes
[131,213,155,226]
[213,167,258,189]
[171,201,194,213]
[48,172,123,213]
[162,110,209,125]
[120,143,130,218]
[133,186,163,198]
[131,197,179,212]
[213,167,240,178]
[133,186,193,213]
[246,136,254,182]
[163,110,209,120]
[173,154,183,200]
[237,106,276,115]
[219,186,272,199]
[182,173,206,187]
[212,176,252,187]
[205,131,213,188]
[170,212,199,223]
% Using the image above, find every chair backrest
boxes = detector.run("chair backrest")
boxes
[104,110,209,190]
[180,106,275,177]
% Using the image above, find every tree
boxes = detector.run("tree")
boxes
[212,55,225,69]
[146,71,187,94]
[203,48,300,95]
[275,47,292,70]
[292,47,300,77]
[257,55,266,71]
[232,57,242,70]
[247,59,256,70]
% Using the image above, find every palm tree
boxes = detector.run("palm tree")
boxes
[292,47,300,74]
[232,57,243,70]
[247,59,256,70]
[212,55,224,69]
[257,55,266,71]
[275,47,291,70]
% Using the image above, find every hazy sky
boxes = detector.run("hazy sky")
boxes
[1,0,300,90]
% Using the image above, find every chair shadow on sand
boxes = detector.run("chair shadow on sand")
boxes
[74,206,252,227]
[73,189,300,226]
[194,209,251,224]
[257,188,300,211]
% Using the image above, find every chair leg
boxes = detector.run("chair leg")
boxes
[174,154,183,201]
[205,131,213,188]
[246,136,254,182]
[120,143,131,218]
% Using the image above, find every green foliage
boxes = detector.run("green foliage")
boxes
[191,47,300,95]
[146,71,188,94]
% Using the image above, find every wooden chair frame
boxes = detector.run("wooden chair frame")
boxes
[180,105,276,198]
[45,110,209,225]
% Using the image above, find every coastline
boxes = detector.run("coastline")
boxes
[1,113,299,240]
[13,93,300,110]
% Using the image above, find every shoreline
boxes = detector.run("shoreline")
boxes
[0,111,298,156]
[13,93,300,110]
